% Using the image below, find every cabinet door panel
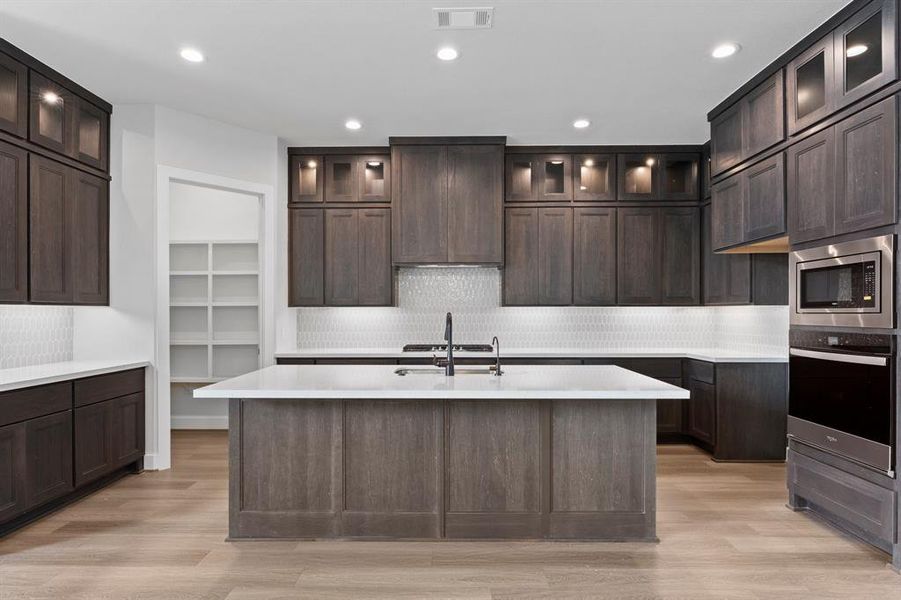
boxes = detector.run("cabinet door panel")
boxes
[703,204,751,306]
[786,34,835,135]
[393,146,448,263]
[573,208,616,305]
[659,153,699,201]
[288,208,324,306]
[503,208,538,305]
[324,209,359,305]
[834,96,896,236]
[74,400,112,486]
[0,422,27,522]
[688,379,716,446]
[661,207,700,305]
[835,0,897,110]
[538,208,572,305]
[111,392,144,466]
[324,155,358,203]
[711,102,743,175]
[787,128,835,243]
[0,141,27,303]
[71,170,109,305]
[358,156,390,203]
[617,208,660,305]
[29,73,74,156]
[0,53,27,138]
[711,175,743,250]
[505,155,538,202]
[574,154,615,201]
[289,155,323,204]
[74,99,108,171]
[743,71,785,159]
[618,154,659,200]
[29,155,72,303]
[536,155,573,201]
[656,378,684,434]
[26,411,73,507]
[447,145,503,264]
[743,154,786,242]
[358,209,392,306]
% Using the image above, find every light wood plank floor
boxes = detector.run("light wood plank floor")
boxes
[1,431,899,599]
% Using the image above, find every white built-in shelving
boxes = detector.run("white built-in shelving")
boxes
[169,241,261,383]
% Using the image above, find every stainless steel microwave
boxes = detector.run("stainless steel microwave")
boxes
[790,234,894,329]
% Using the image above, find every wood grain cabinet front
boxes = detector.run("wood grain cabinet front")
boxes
[0,422,27,522]
[288,208,325,306]
[0,53,27,138]
[0,140,28,303]
[573,207,616,305]
[26,410,73,508]
[289,155,324,204]
[503,207,572,306]
[833,0,897,111]
[29,72,75,156]
[324,208,392,306]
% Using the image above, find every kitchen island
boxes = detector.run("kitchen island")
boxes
[195,364,689,541]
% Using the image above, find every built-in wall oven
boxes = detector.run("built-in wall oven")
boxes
[788,330,895,474]
[790,234,894,329]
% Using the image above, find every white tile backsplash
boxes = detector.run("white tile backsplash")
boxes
[295,268,788,354]
[0,306,74,369]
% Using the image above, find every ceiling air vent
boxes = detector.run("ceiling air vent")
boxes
[434,7,493,29]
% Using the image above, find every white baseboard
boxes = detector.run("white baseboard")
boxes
[171,415,229,430]
[142,452,168,471]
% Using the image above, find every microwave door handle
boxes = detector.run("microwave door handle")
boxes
[789,348,888,366]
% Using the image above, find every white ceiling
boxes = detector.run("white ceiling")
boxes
[1,0,848,146]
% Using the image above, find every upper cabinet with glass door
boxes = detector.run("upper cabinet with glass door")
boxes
[289,155,324,204]
[0,53,27,138]
[323,154,390,203]
[574,154,615,201]
[504,154,574,201]
[787,0,897,135]
[617,154,659,200]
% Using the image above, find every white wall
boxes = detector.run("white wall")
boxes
[72,104,280,469]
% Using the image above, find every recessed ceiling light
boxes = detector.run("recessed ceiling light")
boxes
[437,47,459,61]
[345,119,362,130]
[572,119,590,129]
[711,42,740,59]
[846,44,868,57]
[180,47,205,63]
[41,91,60,104]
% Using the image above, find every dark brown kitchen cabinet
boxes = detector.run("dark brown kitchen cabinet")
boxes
[617,154,658,200]
[656,379,684,435]
[26,410,73,508]
[0,53,27,138]
[787,34,835,135]
[111,393,145,467]
[359,155,390,203]
[503,207,572,305]
[537,154,573,201]
[324,208,392,306]
[323,155,390,203]
[29,155,108,305]
[617,208,660,304]
[289,155,324,204]
[659,153,699,200]
[0,141,27,303]
[505,154,538,201]
[702,204,751,305]
[574,154,615,201]
[743,154,785,242]
[288,208,324,306]
[660,207,700,305]
[29,72,75,156]
[73,98,109,171]
[711,175,743,250]
[447,145,504,263]
[710,102,743,175]
[324,155,357,202]
[573,207,616,305]
[74,400,112,486]
[787,95,896,243]
[393,142,503,265]
[0,422,27,522]
[833,95,896,235]
[687,378,716,447]
[834,0,897,110]
[392,145,448,263]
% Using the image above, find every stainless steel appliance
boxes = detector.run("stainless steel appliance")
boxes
[788,330,895,474]
[790,234,894,328]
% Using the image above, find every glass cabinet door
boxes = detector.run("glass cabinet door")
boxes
[358,155,390,202]
[537,154,573,201]
[574,154,615,201]
[505,154,537,201]
[74,99,108,170]
[324,155,358,202]
[289,155,323,203]
[617,154,659,200]
[29,72,73,155]
[0,53,27,138]
[659,153,699,200]
[835,0,897,109]
[787,34,835,135]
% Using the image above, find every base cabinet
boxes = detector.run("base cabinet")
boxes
[0,423,27,522]
[26,411,73,507]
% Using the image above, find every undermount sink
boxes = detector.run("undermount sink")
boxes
[394,367,500,376]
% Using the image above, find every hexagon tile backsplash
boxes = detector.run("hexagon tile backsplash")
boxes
[0,306,74,369]
[295,268,789,354]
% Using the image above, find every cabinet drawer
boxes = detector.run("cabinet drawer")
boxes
[684,359,715,384]
[74,368,144,408]
[788,449,895,545]
[623,359,683,379]
[0,382,71,427]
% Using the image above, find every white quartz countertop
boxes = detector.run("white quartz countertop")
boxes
[0,360,149,393]
[194,364,691,400]
[274,348,788,363]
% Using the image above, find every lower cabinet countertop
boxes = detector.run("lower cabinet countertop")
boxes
[194,364,691,400]
[274,348,788,363]
[0,360,149,393]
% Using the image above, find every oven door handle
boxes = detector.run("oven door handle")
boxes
[789,348,888,366]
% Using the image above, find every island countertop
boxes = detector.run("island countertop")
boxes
[195,364,690,400]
